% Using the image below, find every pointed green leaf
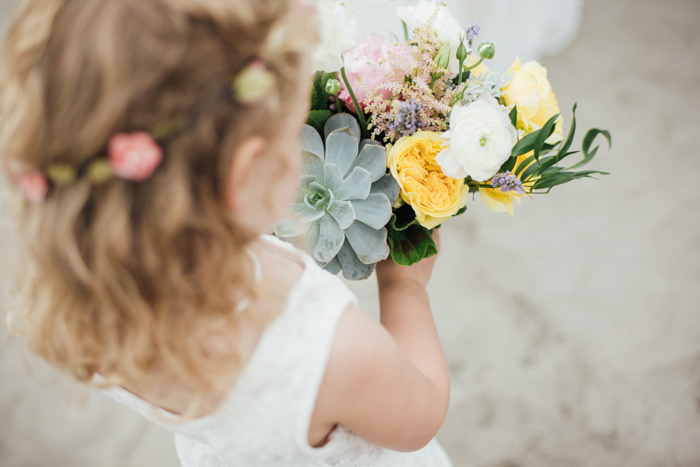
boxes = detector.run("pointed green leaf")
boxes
[509,105,518,128]
[556,103,577,158]
[533,113,560,160]
[568,128,612,170]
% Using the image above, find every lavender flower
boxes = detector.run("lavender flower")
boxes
[387,99,425,137]
[491,171,526,194]
[465,21,480,48]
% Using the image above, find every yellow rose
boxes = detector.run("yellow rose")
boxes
[501,58,563,143]
[387,131,468,229]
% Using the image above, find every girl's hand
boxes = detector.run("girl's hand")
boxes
[375,229,440,289]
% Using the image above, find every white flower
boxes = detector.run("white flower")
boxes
[396,0,464,75]
[436,95,517,182]
[312,0,360,73]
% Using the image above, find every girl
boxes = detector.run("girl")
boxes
[0,0,452,465]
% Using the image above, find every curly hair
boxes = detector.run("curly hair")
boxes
[0,0,317,420]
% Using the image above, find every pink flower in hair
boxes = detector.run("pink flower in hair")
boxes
[19,172,49,204]
[108,132,163,181]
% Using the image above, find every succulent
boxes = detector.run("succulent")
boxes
[275,114,399,280]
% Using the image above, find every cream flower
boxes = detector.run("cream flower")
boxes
[501,58,563,142]
[436,96,517,182]
[312,0,359,73]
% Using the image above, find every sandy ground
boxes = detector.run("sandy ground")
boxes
[1,0,699,466]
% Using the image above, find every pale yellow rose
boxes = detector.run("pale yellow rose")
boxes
[501,58,563,143]
[387,131,468,229]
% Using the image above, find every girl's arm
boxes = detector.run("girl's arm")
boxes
[311,232,450,452]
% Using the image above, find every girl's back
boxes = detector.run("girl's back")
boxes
[0,0,453,465]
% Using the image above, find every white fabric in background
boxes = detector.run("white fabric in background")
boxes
[353,0,584,69]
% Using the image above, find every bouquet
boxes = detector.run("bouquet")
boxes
[275,0,611,280]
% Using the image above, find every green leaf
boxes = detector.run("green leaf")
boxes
[510,131,539,159]
[532,170,609,190]
[310,72,335,111]
[514,154,537,177]
[389,204,418,231]
[532,113,559,160]
[509,105,518,128]
[521,154,560,181]
[306,110,332,135]
[387,223,437,266]
[556,103,578,158]
[498,155,518,173]
[567,128,612,171]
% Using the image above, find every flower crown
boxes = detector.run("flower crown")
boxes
[6,60,276,204]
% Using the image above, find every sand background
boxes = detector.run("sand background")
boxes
[1,0,699,465]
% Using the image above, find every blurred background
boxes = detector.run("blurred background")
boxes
[1,0,699,466]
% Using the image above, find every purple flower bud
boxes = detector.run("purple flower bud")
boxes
[491,171,526,194]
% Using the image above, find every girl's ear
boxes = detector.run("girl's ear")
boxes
[223,136,267,213]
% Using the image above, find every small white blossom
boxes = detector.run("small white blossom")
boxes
[312,0,359,73]
[437,95,517,182]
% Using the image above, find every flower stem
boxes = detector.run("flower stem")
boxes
[334,94,343,114]
[402,21,409,41]
[465,58,484,71]
[340,67,369,139]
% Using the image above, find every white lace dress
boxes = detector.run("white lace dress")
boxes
[97,235,453,467]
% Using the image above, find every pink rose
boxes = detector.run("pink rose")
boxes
[108,132,163,181]
[338,35,398,113]
[19,171,49,204]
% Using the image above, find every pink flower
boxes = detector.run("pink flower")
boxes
[338,35,399,113]
[108,132,163,181]
[19,171,49,204]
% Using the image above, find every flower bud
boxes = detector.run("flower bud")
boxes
[434,42,451,70]
[325,78,342,96]
[456,40,468,62]
[478,42,496,60]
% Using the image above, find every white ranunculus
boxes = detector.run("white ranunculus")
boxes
[436,96,517,182]
[396,0,464,75]
[312,0,360,73]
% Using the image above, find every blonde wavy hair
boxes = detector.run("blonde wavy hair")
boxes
[0,0,317,419]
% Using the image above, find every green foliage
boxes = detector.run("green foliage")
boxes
[310,72,336,111]
[386,205,437,266]
[306,110,333,135]
[508,104,612,194]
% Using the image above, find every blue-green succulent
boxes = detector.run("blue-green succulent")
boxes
[275,114,399,280]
